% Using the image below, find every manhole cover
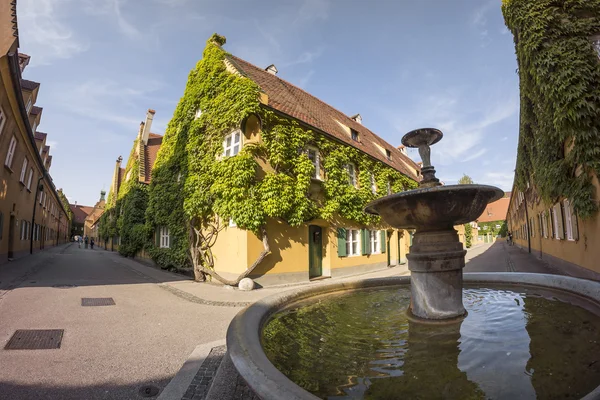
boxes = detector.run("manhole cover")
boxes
[5,329,64,350]
[81,298,115,306]
[52,284,77,289]
[138,385,160,397]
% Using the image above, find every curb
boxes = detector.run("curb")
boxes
[157,339,226,400]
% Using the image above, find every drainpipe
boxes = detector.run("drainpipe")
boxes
[524,193,531,254]
[30,174,46,254]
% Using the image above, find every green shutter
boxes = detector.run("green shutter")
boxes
[571,205,579,241]
[170,228,176,249]
[361,229,370,255]
[155,227,160,247]
[380,230,387,253]
[337,228,347,257]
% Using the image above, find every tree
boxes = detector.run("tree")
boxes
[458,174,474,185]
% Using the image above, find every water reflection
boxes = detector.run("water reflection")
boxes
[262,286,600,399]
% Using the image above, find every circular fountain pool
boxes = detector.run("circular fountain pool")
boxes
[227,274,600,400]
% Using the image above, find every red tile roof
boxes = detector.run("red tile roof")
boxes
[21,79,39,91]
[69,204,94,224]
[143,133,163,184]
[227,55,420,181]
[477,195,510,223]
[34,131,47,141]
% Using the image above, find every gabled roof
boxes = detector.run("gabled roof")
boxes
[142,133,163,184]
[30,105,42,115]
[226,54,420,181]
[69,204,94,225]
[477,194,511,223]
[34,131,47,141]
[42,145,49,154]
[21,79,39,91]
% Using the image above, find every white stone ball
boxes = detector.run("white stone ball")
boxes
[238,278,255,291]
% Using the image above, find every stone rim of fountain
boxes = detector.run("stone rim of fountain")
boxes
[226,273,600,400]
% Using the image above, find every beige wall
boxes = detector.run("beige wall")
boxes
[0,55,69,263]
[507,176,600,275]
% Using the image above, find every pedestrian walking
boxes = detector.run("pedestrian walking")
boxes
[78,236,81,248]
[90,238,95,250]
[84,236,89,249]
[507,232,513,246]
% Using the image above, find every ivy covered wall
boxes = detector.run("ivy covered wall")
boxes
[502,0,600,218]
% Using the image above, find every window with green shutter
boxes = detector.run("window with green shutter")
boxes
[361,229,370,255]
[337,228,347,257]
[380,230,387,253]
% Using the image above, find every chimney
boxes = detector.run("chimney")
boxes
[397,145,407,155]
[265,64,278,75]
[350,114,362,125]
[100,190,106,201]
[141,109,155,145]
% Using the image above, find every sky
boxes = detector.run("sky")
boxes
[16,0,519,206]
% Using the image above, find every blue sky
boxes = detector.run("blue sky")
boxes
[17,0,518,206]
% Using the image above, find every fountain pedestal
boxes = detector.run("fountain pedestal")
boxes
[408,229,466,319]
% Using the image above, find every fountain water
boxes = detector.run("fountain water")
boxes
[226,128,600,400]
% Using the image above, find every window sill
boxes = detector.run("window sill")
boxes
[310,177,323,183]
[4,164,14,174]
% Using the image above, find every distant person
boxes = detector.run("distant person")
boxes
[90,238,95,250]
[84,236,89,249]
[78,236,81,248]
[507,232,513,246]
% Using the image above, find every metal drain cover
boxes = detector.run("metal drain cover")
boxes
[138,385,160,397]
[5,329,64,350]
[81,298,115,306]
[52,284,77,289]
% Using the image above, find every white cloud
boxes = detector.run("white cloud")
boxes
[17,0,89,65]
[297,70,315,89]
[484,171,514,191]
[281,48,325,68]
[46,140,58,149]
[462,148,488,162]
[83,0,141,39]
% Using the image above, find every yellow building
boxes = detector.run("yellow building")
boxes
[0,2,70,263]
[147,36,422,286]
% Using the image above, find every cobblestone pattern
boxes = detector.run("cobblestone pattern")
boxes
[182,345,227,400]
[158,283,252,308]
[231,372,260,400]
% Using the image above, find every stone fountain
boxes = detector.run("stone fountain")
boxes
[365,128,503,320]
[226,128,600,400]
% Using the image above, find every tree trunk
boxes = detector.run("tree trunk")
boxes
[189,223,270,286]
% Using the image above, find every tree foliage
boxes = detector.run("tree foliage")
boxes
[502,0,600,218]
[458,174,474,185]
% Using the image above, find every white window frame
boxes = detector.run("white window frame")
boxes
[229,218,236,228]
[370,230,381,254]
[20,157,28,183]
[194,108,202,120]
[347,163,357,187]
[159,226,170,248]
[387,180,392,195]
[25,98,32,114]
[564,200,574,241]
[552,204,560,239]
[0,105,6,136]
[5,136,17,168]
[223,130,242,157]
[126,169,132,181]
[345,229,360,256]
[307,147,321,180]
[370,173,376,194]
[32,121,37,133]
[26,168,33,190]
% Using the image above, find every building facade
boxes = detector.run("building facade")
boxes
[0,2,70,263]
[503,0,600,280]
[476,192,510,243]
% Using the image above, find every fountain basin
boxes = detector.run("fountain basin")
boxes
[226,273,600,400]
[365,184,504,230]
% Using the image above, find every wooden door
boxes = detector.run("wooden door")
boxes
[308,225,322,278]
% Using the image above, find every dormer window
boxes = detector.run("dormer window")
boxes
[347,163,357,187]
[25,98,32,114]
[195,108,202,120]
[351,129,359,142]
[307,147,321,180]
[223,130,241,157]
[32,121,37,133]
[385,149,391,160]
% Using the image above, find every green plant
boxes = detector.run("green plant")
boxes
[464,223,473,248]
[502,0,600,218]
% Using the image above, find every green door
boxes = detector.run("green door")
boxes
[308,225,323,278]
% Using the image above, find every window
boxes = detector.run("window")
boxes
[126,169,132,181]
[159,226,170,248]
[350,129,359,142]
[20,157,28,183]
[43,156,47,167]
[0,105,6,135]
[347,163,357,187]
[370,174,376,194]
[564,200,574,241]
[25,98,32,114]
[387,180,392,195]
[229,218,236,228]
[345,229,360,256]
[223,130,241,157]
[385,149,391,160]
[195,108,202,120]
[32,121,37,133]
[552,204,560,239]
[593,37,600,59]
[370,230,381,253]
[26,168,33,190]
[307,147,321,179]
[5,136,17,168]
